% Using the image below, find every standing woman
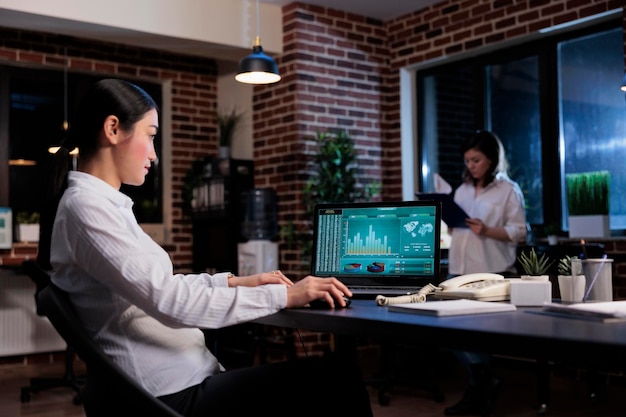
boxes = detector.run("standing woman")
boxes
[448,130,527,277]
[37,78,372,417]
[444,130,527,416]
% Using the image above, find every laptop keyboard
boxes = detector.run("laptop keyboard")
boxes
[350,286,419,294]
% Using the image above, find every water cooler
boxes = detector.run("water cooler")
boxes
[238,188,279,275]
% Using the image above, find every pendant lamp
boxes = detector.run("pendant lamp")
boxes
[49,45,77,156]
[235,0,281,85]
[621,72,626,92]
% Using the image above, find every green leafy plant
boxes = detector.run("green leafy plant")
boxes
[566,171,609,216]
[543,222,560,236]
[302,130,380,214]
[182,155,213,210]
[518,247,554,276]
[16,211,40,224]
[557,255,578,275]
[286,129,380,260]
[216,108,243,147]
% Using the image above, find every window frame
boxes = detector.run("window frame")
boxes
[0,65,172,244]
[403,12,623,236]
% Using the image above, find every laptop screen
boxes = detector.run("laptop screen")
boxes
[310,200,442,288]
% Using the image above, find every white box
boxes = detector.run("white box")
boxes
[237,240,279,275]
[0,207,12,249]
[509,279,552,306]
[568,215,610,238]
[16,224,39,243]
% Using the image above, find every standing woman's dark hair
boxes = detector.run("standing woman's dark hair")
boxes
[38,79,158,270]
[461,130,508,187]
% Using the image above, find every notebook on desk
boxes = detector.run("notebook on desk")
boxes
[310,200,442,299]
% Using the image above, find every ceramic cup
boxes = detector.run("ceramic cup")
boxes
[557,275,585,303]
[581,258,614,302]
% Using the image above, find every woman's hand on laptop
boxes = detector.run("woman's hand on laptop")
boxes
[285,276,352,308]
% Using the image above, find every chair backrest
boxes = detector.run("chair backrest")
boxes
[38,283,183,417]
[22,259,52,316]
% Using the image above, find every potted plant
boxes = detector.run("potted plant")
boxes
[517,247,554,281]
[215,108,243,176]
[543,222,560,246]
[15,211,40,243]
[556,255,585,303]
[287,129,380,264]
[216,108,243,158]
[182,155,214,212]
[566,171,610,238]
[302,130,380,214]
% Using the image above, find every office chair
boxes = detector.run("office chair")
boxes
[38,283,183,417]
[19,259,84,404]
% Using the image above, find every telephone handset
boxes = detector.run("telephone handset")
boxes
[435,273,510,301]
[375,273,510,306]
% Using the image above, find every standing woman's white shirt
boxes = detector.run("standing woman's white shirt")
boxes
[448,173,527,275]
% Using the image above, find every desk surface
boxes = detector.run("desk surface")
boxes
[255,300,626,367]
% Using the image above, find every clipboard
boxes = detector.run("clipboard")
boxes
[416,193,469,228]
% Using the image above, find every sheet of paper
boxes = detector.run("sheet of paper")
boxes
[542,301,626,319]
[434,173,452,194]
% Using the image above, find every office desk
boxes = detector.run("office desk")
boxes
[255,299,626,369]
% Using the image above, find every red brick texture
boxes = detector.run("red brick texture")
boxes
[1,0,624,362]
[0,1,624,284]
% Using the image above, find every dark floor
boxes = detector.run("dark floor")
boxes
[362,344,626,417]
[2,350,626,417]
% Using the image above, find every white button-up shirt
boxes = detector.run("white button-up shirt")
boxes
[448,174,527,276]
[51,171,287,397]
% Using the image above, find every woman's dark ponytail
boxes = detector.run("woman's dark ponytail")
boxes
[37,78,157,271]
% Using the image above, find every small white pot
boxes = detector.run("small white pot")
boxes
[557,274,586,303]
[17,224,39,242]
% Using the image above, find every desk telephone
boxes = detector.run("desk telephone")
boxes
[375,273,510,306]
[434,273,510,301]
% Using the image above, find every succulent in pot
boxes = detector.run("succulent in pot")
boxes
[517,247,554,280]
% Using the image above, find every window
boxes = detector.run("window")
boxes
[417,18,624,234]
[558,28,626,230]
[0,66,168,241]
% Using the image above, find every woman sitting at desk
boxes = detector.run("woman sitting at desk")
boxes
[37,78,373,417]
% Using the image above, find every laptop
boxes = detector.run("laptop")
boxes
[310,200,442,299]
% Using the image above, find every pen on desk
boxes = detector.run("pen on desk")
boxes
[582,253,608,302]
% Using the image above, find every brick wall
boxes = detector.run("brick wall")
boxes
[256,1,626,281]
[1,2,622,280]
[252,4,388,276]
[0,0,625,361]
[262,0,626,354]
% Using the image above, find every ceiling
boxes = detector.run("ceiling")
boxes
[0,1,442,62]
[261,0,441,21]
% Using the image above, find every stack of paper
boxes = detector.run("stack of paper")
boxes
[387,299,517,317]
[541,301,626,322]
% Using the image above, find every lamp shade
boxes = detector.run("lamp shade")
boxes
[621,72,626,92]
[235,44,281,85]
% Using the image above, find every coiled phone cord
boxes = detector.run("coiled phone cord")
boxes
[375,283,440,306]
